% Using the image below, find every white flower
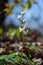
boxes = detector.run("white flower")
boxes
[19,23,26,32]
[21,11,25,15]
[22,19,25,23]
[17,15,21,20]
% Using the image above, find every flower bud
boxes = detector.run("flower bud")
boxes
[17,15,21,20]
[21,11,25,15]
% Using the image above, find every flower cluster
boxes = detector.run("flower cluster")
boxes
[4,0,43,35]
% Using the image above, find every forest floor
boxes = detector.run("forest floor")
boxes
[0,31,43,65]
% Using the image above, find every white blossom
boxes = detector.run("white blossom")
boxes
[17,15,21,20]
[21,11,25,15]
[22,19,25,23]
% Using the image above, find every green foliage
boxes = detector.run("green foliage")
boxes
[3,4,14,16]
[0,52,38,65]
[15,0,22,4]
[8,28,21,37]
[0,28,3,35]
[15,29,20,37]
[4,8,9,12]
[28,44,41,51]
[8,29,16,36]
